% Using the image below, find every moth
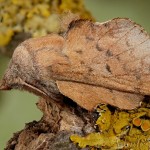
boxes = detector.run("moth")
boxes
[0,18,150,111]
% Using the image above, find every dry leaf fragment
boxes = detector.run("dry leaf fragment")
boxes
[0,18,150,110]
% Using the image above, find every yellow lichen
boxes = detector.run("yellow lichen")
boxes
[96,105,111,131]
[70,133,119,149]
[0,28,14,46]
[113,111,130,134]
[0,0,94,46]
[71,103,150,149]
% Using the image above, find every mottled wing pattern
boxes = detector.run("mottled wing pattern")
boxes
[54,18,150,95]
[1,18,149,110]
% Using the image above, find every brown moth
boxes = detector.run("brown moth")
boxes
[0,18,150,111]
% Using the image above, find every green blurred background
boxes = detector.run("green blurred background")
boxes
[0,0,150,149]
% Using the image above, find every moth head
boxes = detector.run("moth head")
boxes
[0,80,11,90]
[0,41,48,99]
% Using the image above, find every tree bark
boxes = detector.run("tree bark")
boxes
[5,97,97,150]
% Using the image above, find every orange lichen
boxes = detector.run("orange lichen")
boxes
[141,120,150,132]
[132,117,142,127]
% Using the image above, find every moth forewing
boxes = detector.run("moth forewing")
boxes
[0,18,150,111]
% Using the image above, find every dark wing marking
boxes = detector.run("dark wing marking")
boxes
[52,18,150,95]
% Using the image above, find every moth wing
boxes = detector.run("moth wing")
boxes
[54,18,150,95]
[56,81,143,110]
